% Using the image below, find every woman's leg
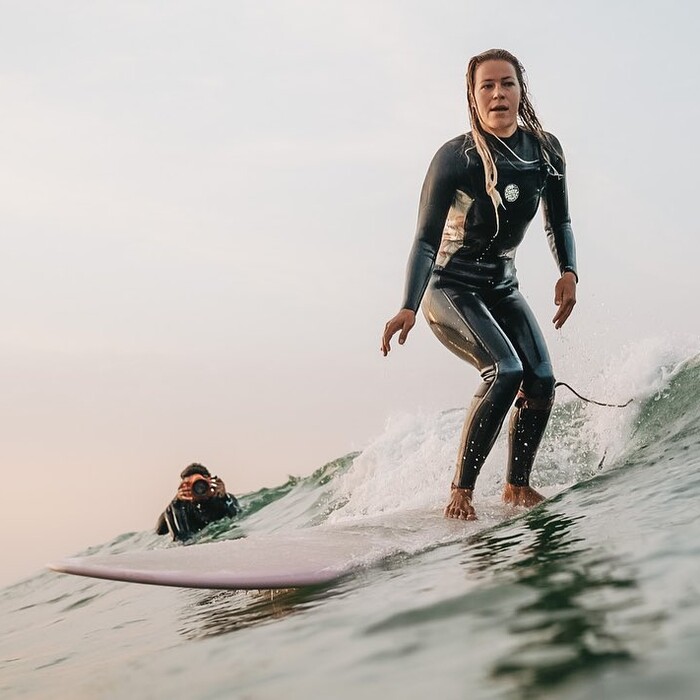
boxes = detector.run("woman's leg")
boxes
[424,284,524,491]
[489,289,555,496]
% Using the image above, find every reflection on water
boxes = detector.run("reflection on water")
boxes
[466,506,655,695]
[177,583,341,641]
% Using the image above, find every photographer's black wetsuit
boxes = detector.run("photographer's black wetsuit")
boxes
[402,128,577,489]
[155,493,241,542]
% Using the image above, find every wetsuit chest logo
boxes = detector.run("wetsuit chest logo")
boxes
[504,184,520,203]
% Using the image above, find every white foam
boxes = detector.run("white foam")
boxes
[327,338,700,524]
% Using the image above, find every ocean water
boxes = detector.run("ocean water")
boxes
[2,346,700,700]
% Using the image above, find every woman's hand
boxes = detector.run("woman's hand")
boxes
[381,309,416,356]
[552,271,577,329]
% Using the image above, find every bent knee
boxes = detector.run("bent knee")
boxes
[523,363,555,400]
[482,357,523,399]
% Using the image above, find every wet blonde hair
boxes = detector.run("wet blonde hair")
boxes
[466,49,557,233]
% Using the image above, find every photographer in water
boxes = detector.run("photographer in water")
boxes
[155,463,241,541]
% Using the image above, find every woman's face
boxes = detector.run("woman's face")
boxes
[473,59,521,137]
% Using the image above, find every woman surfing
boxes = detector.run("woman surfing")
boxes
[381,49,578,520]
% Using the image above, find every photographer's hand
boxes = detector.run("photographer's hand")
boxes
[210,477,227,497]
[176,478,195,502]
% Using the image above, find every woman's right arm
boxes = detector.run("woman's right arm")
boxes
[382,141,458,355]
[401,142,459,311]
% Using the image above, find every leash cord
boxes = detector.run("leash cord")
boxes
[554,381,633,408]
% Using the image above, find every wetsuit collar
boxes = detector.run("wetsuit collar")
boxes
[485,126,521,147]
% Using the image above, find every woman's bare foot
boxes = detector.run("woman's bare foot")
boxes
[502,483,545,507]
[445,486,477,520]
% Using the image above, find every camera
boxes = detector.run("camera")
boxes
[191,476,214,499]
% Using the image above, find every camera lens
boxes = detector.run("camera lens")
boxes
[191,477,210,497]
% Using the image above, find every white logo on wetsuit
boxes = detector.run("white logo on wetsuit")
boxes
[504,184,520,202]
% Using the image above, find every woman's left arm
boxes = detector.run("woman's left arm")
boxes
[541,133,578,328]
[553,271,577,329]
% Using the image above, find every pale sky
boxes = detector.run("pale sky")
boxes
[2,0,699,585]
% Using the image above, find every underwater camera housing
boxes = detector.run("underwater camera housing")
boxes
[191,476,215,499]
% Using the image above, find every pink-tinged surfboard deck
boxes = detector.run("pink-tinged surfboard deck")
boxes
[48,529,385,590]
[48,509,487,590]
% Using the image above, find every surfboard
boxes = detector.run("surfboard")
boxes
[48,511,479,590]
[48,531,370,589]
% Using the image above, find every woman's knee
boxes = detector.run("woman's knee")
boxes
[522,362,555,399]
[483,357,523,402]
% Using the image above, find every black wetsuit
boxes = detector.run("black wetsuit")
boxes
[155,493,241,541]
[402,128,577,489]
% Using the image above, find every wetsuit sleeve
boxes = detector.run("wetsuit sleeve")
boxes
[541,134,578,281]
[401,142,459,311]
[201,494,240,521]
[162,499,203,541]
[155,511,168,535]
[225,494,242,517]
